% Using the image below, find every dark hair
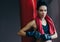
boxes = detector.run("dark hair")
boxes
[37,1,48,10]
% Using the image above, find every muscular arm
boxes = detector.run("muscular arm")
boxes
[17,20,35,36]
[51,31,58,39]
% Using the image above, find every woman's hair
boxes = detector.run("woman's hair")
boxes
[37,1,48,10]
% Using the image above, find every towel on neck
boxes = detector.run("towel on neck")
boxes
[35,15,56,35]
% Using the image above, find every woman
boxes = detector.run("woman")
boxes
[17,1,58,42]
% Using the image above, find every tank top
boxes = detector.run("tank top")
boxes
[42,23,49,34]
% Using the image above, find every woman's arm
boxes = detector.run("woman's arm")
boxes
[51,31,58,39]
[17,20,35,37]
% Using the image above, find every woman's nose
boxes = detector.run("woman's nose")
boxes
[42,12,45,14]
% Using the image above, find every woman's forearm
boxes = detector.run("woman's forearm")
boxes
[17,30,26,37]
[51,32,58,39]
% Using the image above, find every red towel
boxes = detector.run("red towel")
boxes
[35,15,56,35]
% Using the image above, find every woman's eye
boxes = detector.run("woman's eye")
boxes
[44,10,47,11]
[39,10,47,11]
[40,10,43,11]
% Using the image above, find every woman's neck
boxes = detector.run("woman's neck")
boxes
[41,18,45,21]
[41,18,47,26]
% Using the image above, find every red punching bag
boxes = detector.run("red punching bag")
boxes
[20,0,37,42]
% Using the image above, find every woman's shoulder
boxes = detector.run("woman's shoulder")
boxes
[27,19,36,27]
[29,20,37,28]
[29,19,36,24]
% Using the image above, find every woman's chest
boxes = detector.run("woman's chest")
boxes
[32,21,49,34]
[33,20,47,29]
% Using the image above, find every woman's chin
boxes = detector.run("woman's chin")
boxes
[41,16,45,18]
[39,16,44,19]
[38,16,45,19]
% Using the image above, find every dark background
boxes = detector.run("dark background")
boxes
[0,0,60,42]
[0,0,21,42]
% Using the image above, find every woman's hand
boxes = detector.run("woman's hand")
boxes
[34,31,41,39]
[41,34,51,41]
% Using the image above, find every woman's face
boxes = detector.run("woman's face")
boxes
[38,5,47,19]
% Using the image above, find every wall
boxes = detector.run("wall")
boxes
[0,0,21,42]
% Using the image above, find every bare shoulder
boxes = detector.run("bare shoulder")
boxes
[28,19,35,26]
[20,20,36,31]
[29,20,37,28]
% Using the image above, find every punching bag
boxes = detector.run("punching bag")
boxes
[20,0,37,42]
